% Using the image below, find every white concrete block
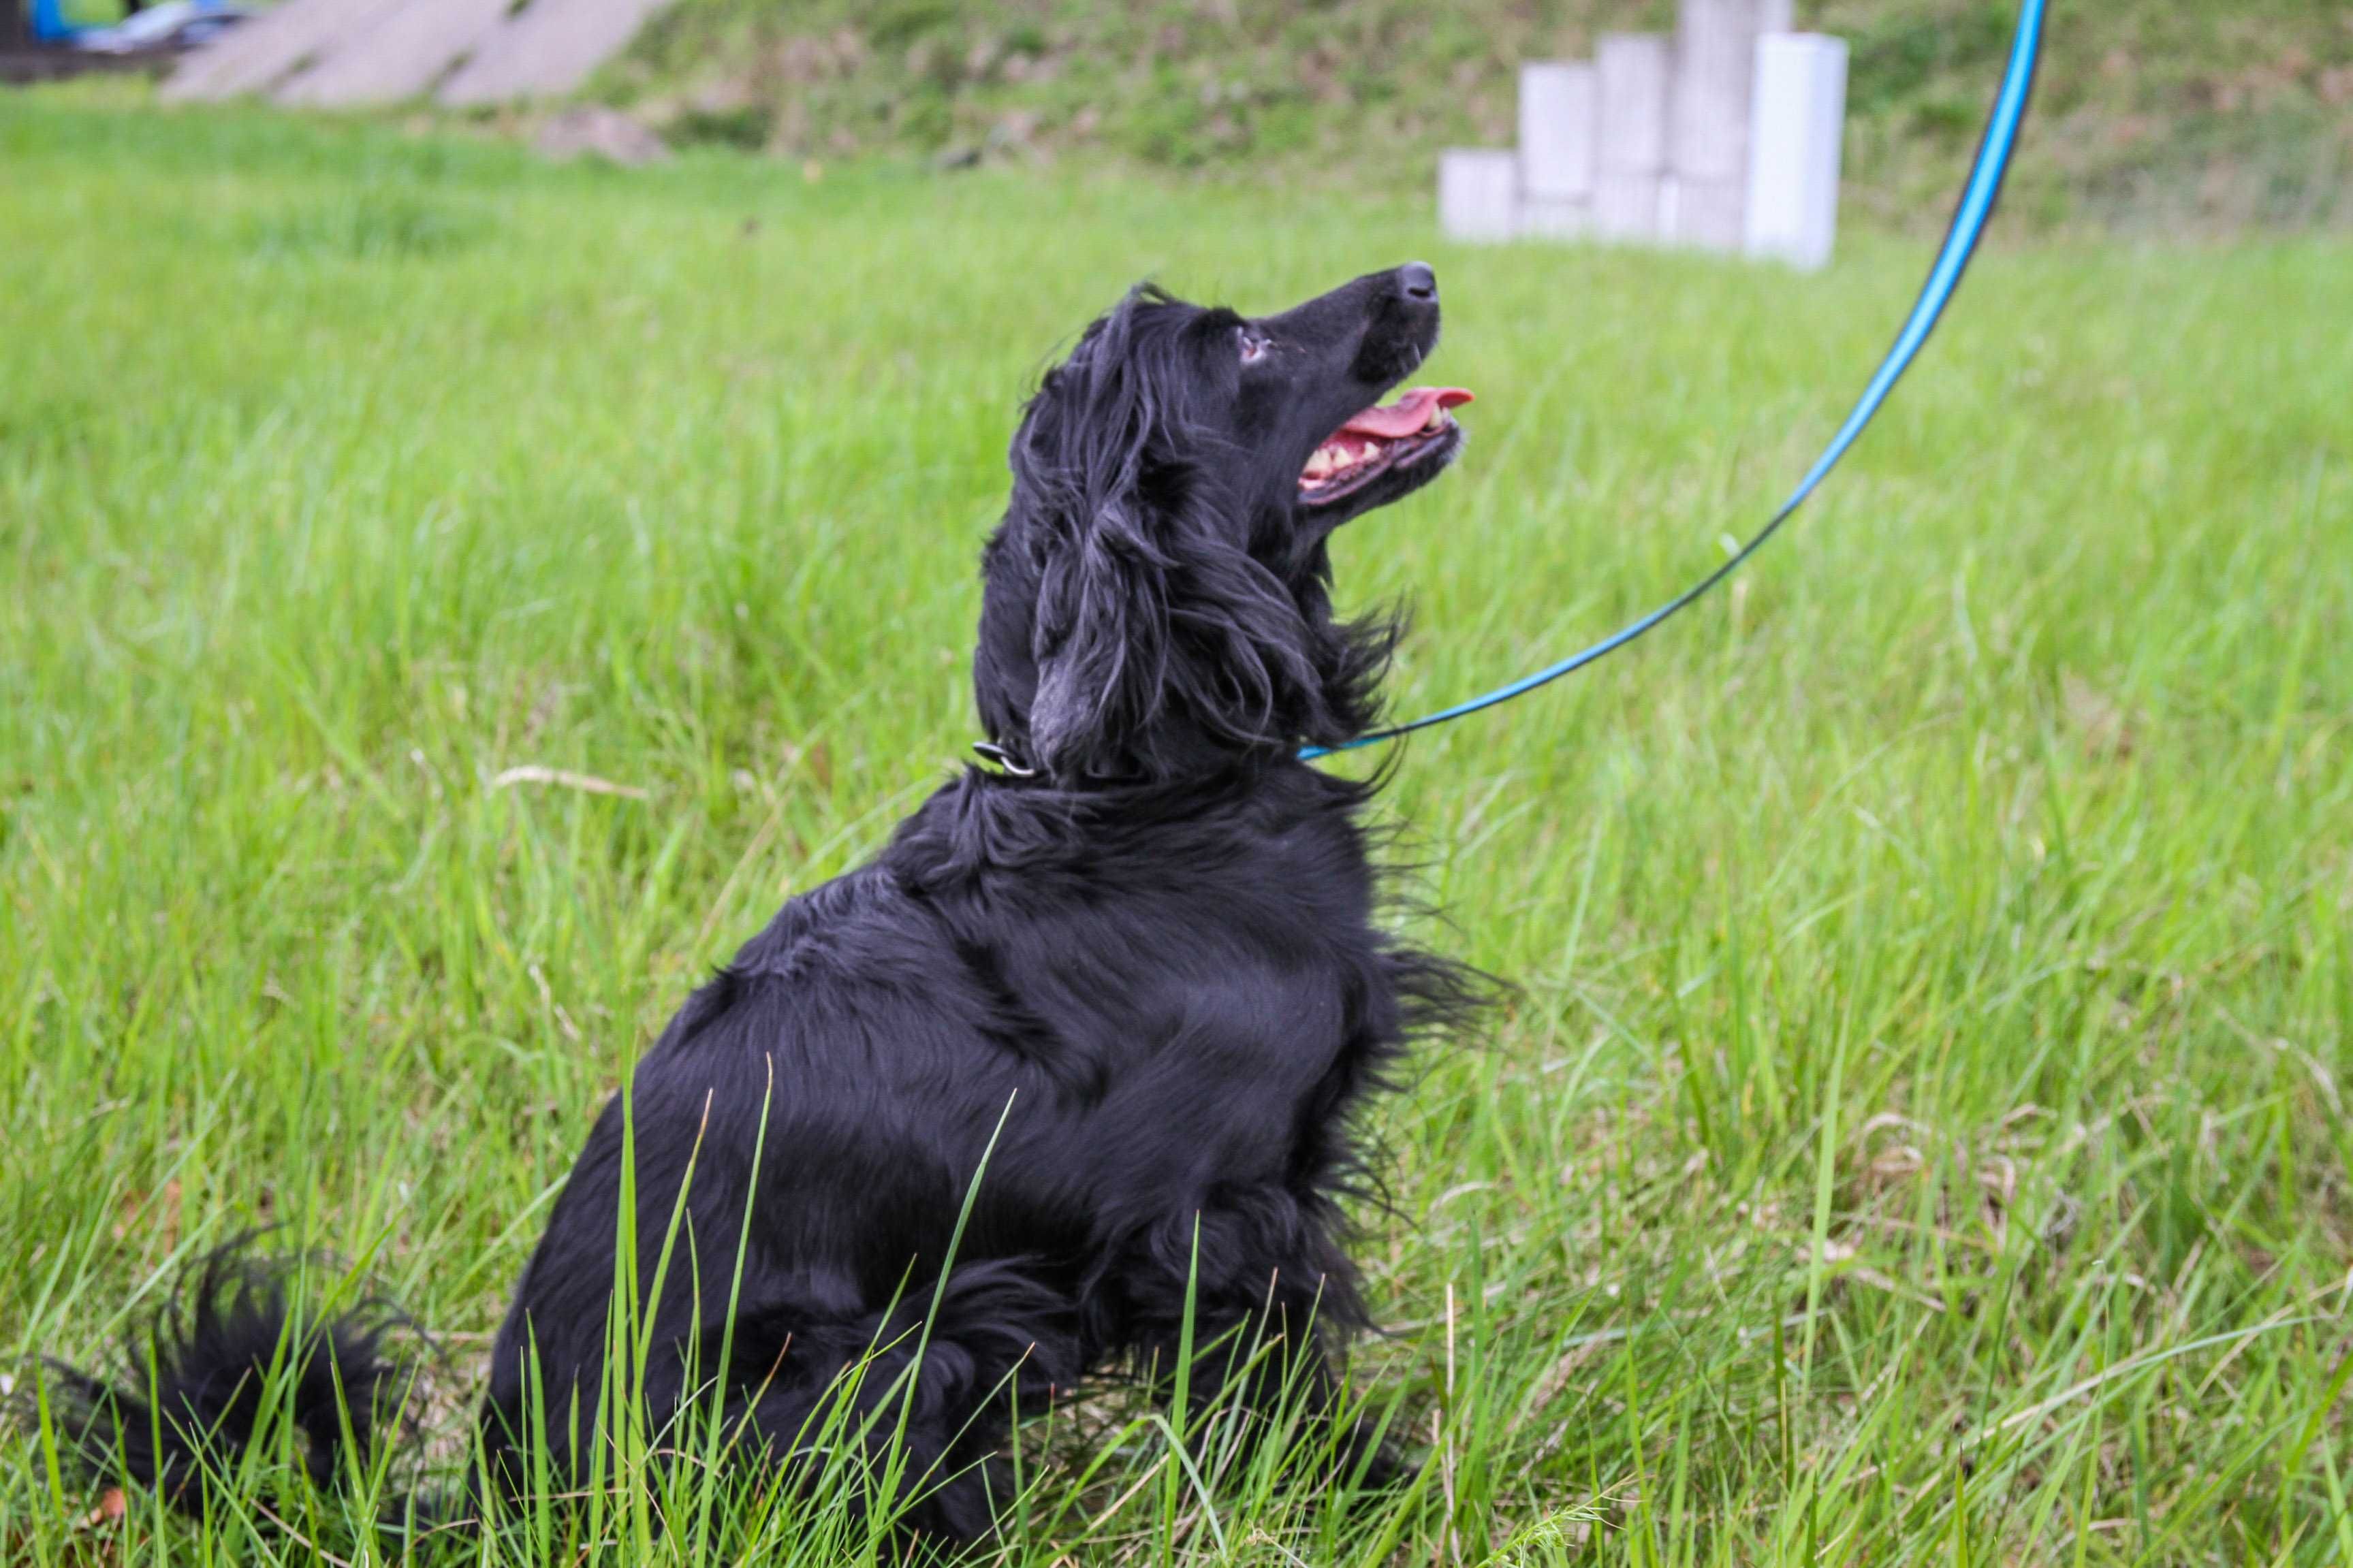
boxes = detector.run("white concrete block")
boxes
[1594,33,1670,242]
[1673,176,1748,250]
[1673,0,1750,184]
[1744,33,1848,269]
[1439,148,1521,242]
[1669,0,1793,247]
[1521,196,1592,240]
[1597,34,1670,173]
[1519,61,1597,202]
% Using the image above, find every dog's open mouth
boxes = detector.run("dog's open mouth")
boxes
[1298,387,1472,507]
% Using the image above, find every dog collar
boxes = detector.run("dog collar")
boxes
[971,741,1039,778]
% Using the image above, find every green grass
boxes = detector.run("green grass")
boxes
[602,0,2353,233]
[4,91,2352,1565]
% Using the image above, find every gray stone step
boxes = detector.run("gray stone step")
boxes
[272,0,512,107]
[439,0,672,106]
[162,0,406,101]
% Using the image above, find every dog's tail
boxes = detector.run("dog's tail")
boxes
[42,1242,418,1518]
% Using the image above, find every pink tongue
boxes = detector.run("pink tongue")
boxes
[1337,387,1473,440]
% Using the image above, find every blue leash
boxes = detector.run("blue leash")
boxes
[1304,0,2047,762]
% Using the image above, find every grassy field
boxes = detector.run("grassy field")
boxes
[4,91,2352,1565]
[603,0,2353,234]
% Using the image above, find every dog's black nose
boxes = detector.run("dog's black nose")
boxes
[1399,262,1438,303]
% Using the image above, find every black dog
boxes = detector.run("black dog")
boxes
[58,263,1483,1540]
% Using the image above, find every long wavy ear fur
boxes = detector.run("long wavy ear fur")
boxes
[1005,289,1356,780]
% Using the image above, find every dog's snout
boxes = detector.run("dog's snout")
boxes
[1398,262,1438,304]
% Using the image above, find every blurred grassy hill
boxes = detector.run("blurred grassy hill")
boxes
[594,0,2353,233]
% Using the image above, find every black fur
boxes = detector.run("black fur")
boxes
[49,1244,413,1514]
[49,264,1484,1541]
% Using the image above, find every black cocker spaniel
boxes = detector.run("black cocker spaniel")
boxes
[57,263,1485,1543]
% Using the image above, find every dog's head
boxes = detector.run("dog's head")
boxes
[975,263,1467,782]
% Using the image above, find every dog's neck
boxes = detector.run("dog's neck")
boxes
[890,755,1377,897]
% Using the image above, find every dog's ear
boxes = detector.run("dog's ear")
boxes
[1016,308,1179,775]
[1001,291,1361,778]
[1027,474,1169,777]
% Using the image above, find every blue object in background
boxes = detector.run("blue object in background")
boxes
[30,0,86,42]
[29,0,129,42]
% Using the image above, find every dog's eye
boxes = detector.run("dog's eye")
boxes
[1237,328,1270,366]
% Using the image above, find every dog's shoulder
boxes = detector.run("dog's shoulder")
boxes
[882,765,1378,896]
